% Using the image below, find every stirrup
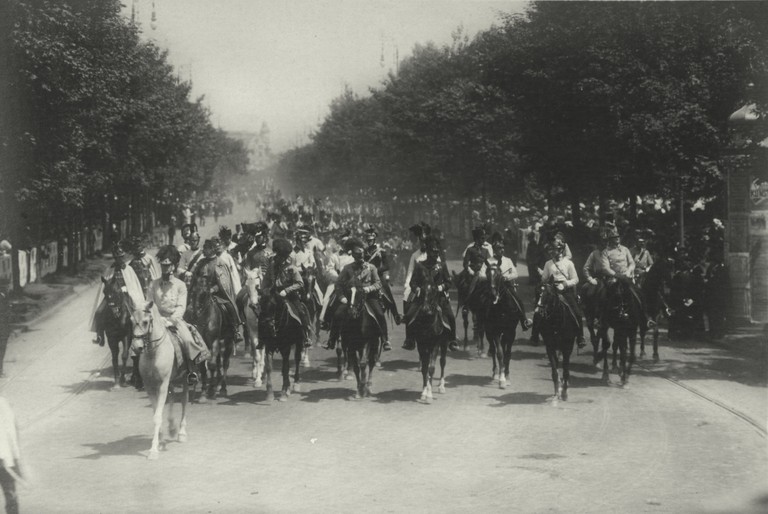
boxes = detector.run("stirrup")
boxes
[187,371,199,386]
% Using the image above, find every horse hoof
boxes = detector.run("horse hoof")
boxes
[266,392,275,402]
[499,381,507,390]
[292,383,301,393]
[254,380,262,388]
[639,350,647,359]
[353,392,362,400]
[278,394,289,402]
[561,391,568,401]
[492,373,499,381]
[438,385,446,394]
[178,433,188,443]
[345,374,353,381]
[375,361,382,368]
[147,450,159,460]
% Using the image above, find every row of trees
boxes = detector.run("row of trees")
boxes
[279,1,768,221]
[0,0,249,283]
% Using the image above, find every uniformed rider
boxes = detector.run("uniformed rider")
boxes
[599,227,655,330]
[539,240,586,348]
[364,226,401,351]
[127,235,161,298]
[406,236,460,352]
[90,242,146,346]
[187,238,241,336]
[477,232,532,330]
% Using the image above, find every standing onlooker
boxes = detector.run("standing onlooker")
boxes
[0,280,10,378]
[167,215,177,246]
[0,396,25,514]
[525,231,541,286]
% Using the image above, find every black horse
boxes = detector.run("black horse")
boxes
[187,285,235,399]
[100,277,134,388]
[408,285,451,403]
[599,279,644,386]
[483,266,524,390]
[340,288,382,399]
[536,282,580,401]
[452,270,487,356]
[258,293,305,402]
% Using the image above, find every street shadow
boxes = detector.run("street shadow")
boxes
[78,435,151,459]
[378,358,420,372]
[61,376,116,394]
[372,388,421,403]
[300,386,353,403]
[510,350,547,361]
[448,373,498,387]
[212,388,267,405]
[486,392,551,406]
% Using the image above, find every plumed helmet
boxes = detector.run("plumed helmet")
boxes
[218,226,232,239]
[344,237,364,253]
[423,235,442,252]
[272,238,293,257]
[364,225,377,239]
[408,224,423,238]
[156,245,181,266]
[472,226,487,239]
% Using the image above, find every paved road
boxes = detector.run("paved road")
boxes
[1,204,766,513]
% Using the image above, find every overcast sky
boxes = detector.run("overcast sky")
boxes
[127,0,523,153]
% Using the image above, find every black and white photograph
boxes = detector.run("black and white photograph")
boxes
[0,1,767,512]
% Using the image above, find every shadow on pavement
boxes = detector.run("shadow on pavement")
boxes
[378,358,420,372]
[372,388,421,403]
[78,435,151,459]
[61,376,116,394]
[300,386,353,403]
[510,350,547,361]
[439,373,491,387]
[486,392,551,406]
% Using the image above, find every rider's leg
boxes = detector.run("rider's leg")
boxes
[564,290,586,348]
[323,303,347,350]
[510,289,533,330]
[91,299,106,345]
[369,299,392,351]
[402,300,416,350]
[173,322,203,384]
[442,298,460,352]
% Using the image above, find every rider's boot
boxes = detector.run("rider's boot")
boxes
[322,324,338,350]
[401,338,416,351]
[382,339,392,351]
[448,340,460,352]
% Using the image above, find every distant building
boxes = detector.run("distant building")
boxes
[228,122,273,172]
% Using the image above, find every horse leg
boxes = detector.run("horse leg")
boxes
[561,340,573,401]
[618,331,628,386]
[120,337,131,387]
[178,380,189,442]
[624,332,637,386]
[419,345,430,402]
[489,333,499,381]
[109,337,119,388]
[336,345,344,381]
[601,333,610,383]
[220,344,231,397]
[293,341,302,393]
[652,320,660,362]
[503,330,514,388]
[427,346,438,401]
[167,381,177,439]
[437,340,447,394]
[360,345,370,398]
[349,347,362,399]
[545,345,560,401]
[611,338,620,374]
[462,307,469,344]
[279,346,291,401]
[253,345,264,388]
[148,378,170,460]
[265,349,275,402]
[365,341,376,397]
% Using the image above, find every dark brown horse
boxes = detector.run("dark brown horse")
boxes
[599,279,644,386]
[483,267,524,389]
[100,277,134,388]
[340,288,382,399]
[451,270,487,357]
[186,285,234,399]
[639,258,673,361]
[258,293,305,402]
[408,285,451,403]
[537,282,579,401]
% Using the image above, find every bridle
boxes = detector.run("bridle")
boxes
[133,309,167,353]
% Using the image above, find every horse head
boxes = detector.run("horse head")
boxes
[102,276,128,320]
[131,300,161,345]
[244,268,262,305]
[537,281,560,320]
[347,286,365,320]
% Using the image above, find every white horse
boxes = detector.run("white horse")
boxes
[243,268,265,387]
[132,301,189,460]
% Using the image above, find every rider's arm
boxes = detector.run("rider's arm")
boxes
[282,267,304,294]
[600,250,616,277]
[363,266,382,293]
[403,251,418,297]
[564,260,579,288]
[172,281,188,321]
[625,248,636,277]
[583,252,596,280]
[541,261,552,283]
[502,258,518,282]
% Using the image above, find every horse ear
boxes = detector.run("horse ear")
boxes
[145,301,154,312]
[101,276,108,285]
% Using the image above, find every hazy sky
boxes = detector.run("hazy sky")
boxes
[128,0,523,152]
